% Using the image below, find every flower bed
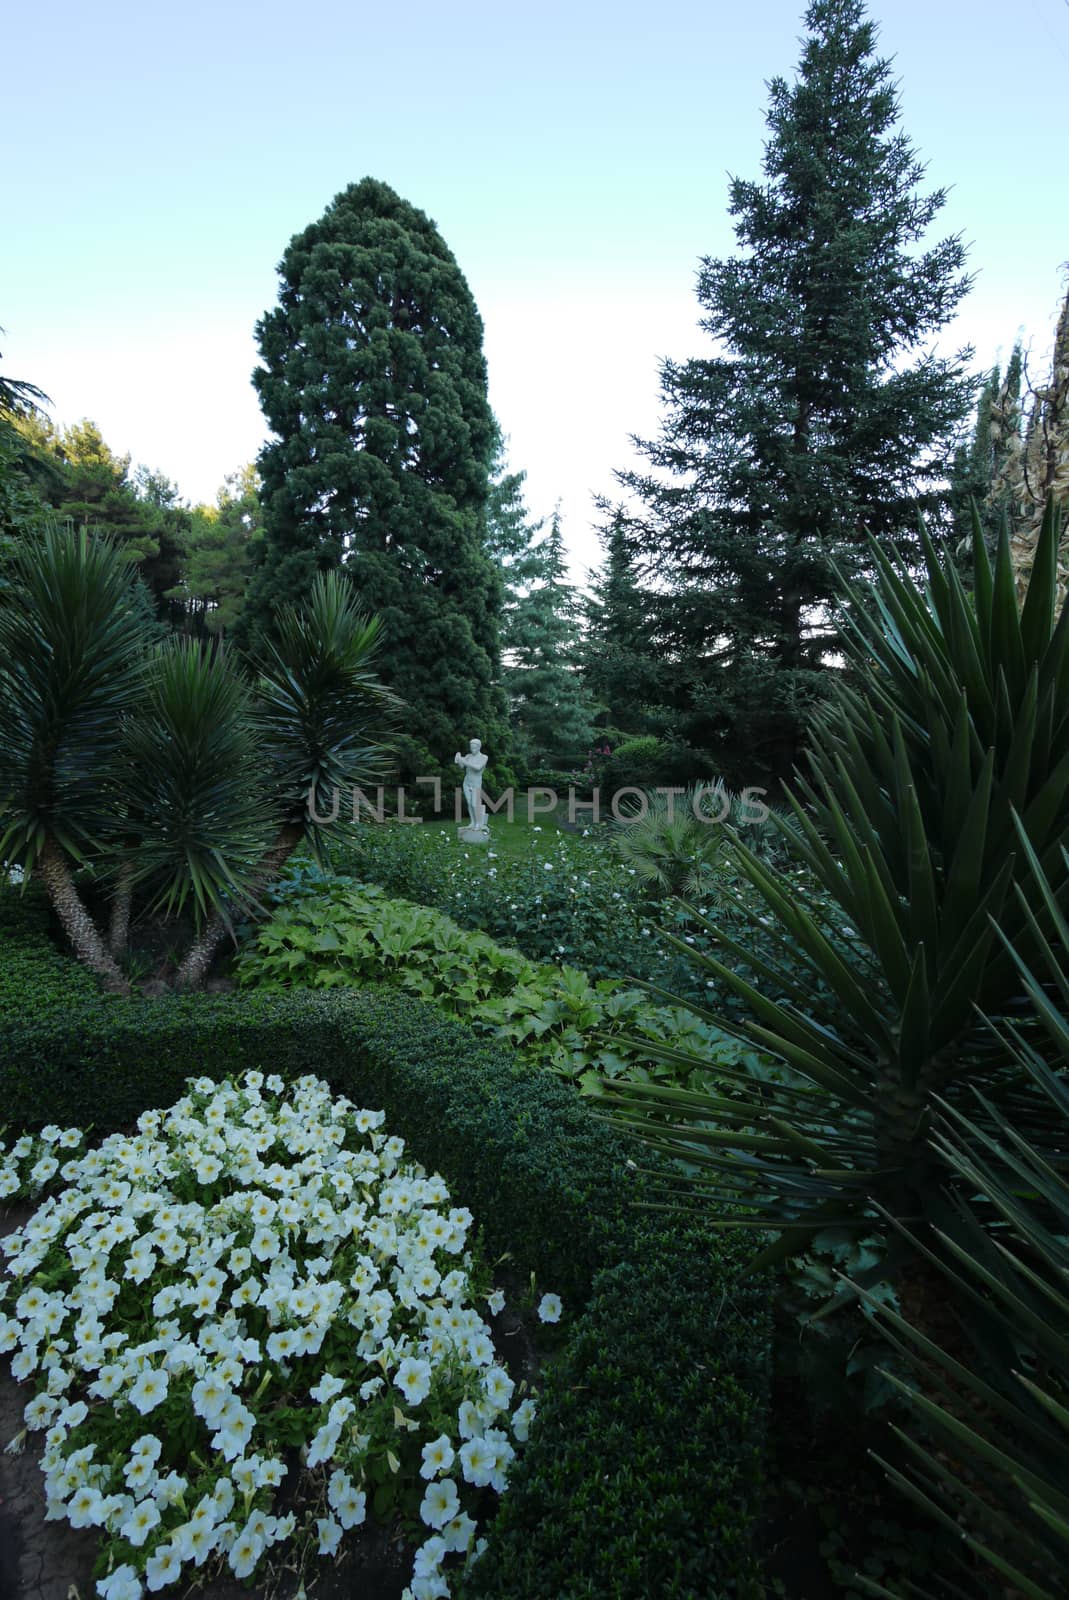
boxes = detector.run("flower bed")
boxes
[0,882,772,1599]
[0,1073,551,1600]
[324,824,684,985]
[236,876,766,1095]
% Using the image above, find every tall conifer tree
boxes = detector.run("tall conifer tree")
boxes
[583,508,666,733]
[502,509,594,771]
[619,0,975,781]
[244,179,505,765]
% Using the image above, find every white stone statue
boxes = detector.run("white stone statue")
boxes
[455,739,490,841]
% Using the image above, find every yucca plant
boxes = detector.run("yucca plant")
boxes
[0,529,398,991]
[118,640,274,931]
[0,524,151,988]
[613,785,732,900]
[854,829,1069,1600]
[597,498,1069,1275]
[613,784,790,901]
[173,574,400,989]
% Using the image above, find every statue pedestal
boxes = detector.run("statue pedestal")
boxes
[458,825,490,846]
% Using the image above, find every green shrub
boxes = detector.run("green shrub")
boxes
[596,735,672,792]
[0,907,771,1598]
[459,1227,767,1600]
[0,879,104,1020]
[235,874,763,1095]
[330,822,697,987]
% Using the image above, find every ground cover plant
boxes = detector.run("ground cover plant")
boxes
[329,817,679,986]
[235,870,769,1097]
[0,1069,553,1600]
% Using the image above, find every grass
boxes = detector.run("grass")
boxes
[408,790,591,862]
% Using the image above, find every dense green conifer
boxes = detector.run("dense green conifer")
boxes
[244,178,505,766]
[618,0,976,781]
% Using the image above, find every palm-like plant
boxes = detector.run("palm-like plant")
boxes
[613,785,731,900]
[854,831,1069,1600]
[612,784,792,902]
[0,525,151,988]
[0,530,398,990]
[173,574,400,988]
[597,499,1069,1272]
[120,640,274,930]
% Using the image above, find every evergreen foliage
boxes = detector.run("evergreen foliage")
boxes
[582,507,665,735]
[175,464,262,636]
[244,178,506,770]
[11,415,189,621]
[616,0,976,782]
[950,347,1023,553]
[501,508,594,771]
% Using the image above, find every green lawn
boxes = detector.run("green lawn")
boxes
[423,789,596,860]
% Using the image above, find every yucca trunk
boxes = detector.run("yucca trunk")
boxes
[36,836,130,996]
[173,824,305,991]
[873,1063,937,1220]
[108,860,134,959]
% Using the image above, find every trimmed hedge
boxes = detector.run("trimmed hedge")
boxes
[0,886,771,1597]
[0,881,102,1023]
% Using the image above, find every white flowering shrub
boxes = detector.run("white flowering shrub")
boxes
[0,1072,549,1600]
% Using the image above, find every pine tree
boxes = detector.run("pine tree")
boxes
[502,509,594,772]
[243,178,506,769]
[485,430,546,600]
[582,507,667,733]
[174,466,262,637]
[12,417,188,624]
[619,0,976,782]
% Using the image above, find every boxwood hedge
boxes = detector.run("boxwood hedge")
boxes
[0,885,770,1598]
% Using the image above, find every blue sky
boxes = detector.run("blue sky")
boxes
[4,0,1068,577]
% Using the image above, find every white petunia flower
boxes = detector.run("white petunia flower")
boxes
[420,1433,455,1479]
[511,1396,537,1442]
[228,1523,263,1579]
[96,1564,142,1600]
[458,1435,495,1487]
[127,1367,169,1414]
[394,1355,432,1406]
[317,1515,343,1555]
[537,1292,562,1323]
[419,1475,460,1529]
[483,1366,515,1409]
[414,1534,447,1576]
[120,1499,161,1547]
[144,1543,181,1592]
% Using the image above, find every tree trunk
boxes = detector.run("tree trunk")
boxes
[36,836,130,996]
[108,860,134,959]
[173,824,305,992]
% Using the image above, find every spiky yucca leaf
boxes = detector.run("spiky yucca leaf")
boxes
[254,572,401,842]
[854,841,1069,1597]
[120,640,274,929]
[0,524,149,869]
[597,499,1069,1270]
